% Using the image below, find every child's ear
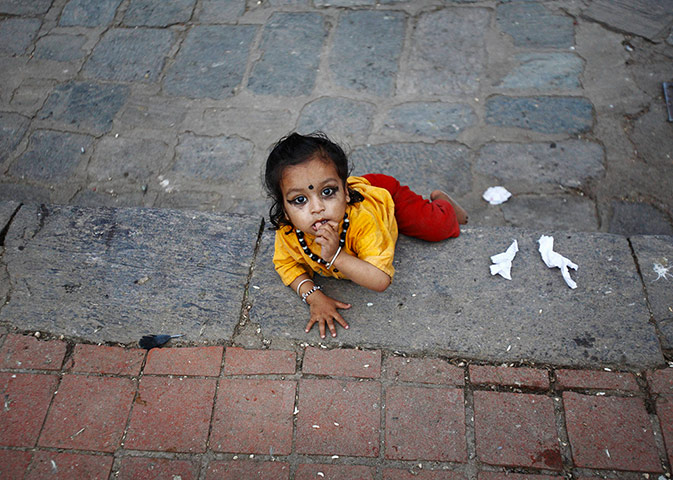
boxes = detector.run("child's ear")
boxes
[345,186,350,203]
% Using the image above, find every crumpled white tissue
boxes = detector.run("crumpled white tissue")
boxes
[538,235,578,289]
[490,240,518,280]
[482,186,512,205]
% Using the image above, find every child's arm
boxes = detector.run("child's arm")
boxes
[315,222,392,292]
[290,274,351,338]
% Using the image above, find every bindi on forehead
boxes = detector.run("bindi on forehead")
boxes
[308,184,314,190]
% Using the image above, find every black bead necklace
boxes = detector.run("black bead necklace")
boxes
[295,212,349,270]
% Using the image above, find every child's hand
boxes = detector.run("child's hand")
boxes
[314,222,340,261]
[305,291,351,338]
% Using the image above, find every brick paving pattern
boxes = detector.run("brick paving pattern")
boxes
[1,336,671,478]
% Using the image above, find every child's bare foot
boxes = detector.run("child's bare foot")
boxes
[431,190,468,224]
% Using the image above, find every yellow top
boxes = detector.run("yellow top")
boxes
[273,176,398,286]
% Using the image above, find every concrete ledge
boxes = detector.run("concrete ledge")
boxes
[251,227,669,369]
[0,202,261,344]
[0,201,670,369]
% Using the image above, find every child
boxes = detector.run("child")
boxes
[264,132,468,339]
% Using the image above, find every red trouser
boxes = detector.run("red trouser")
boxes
[363,173,460,242]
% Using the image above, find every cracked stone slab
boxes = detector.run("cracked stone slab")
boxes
[247,12,326,96]
[399,8,489,95]
[87,136,171,184]
[9,130,94,182]
[350,142,472,197]
[34,34,88,62]
[172,134,254,183]
[631,235,673,326]
[0,112,30,163]
[60,0,123,27]
[0,18,41,56]
[582,0,673,42]
[122,0,196,27]
[496,2,574,48]
[249,227,663,369]
[195,0,245,23]
[609,201,673,236]
[475,140,605,189]
[382,102,476,140]
[502,195,598,232]
[0,205,261,344]
[485,96,594,134]
[0,0,52,14]
[163,25,257,99]
[297,97,375,145]
[83,28,177,83]
[329,10,405,96]
[37,82,130,135]
[497,53,583,90]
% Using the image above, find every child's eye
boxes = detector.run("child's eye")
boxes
[322,186,338,197]
[290,195,307,205]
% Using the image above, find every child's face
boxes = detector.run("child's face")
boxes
[280,155,350,234]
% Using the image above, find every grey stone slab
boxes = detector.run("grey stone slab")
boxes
[297,97,375,145]
[315,0,374,5]
[194,107,293,141]
[88,136,171,183]
[485,96,594,134]
[609,201,673,236]
[329,10,405,96]
[496,2,574,48]
[583,0,673,42]
[502,194,598,232]
[172,133,254,183]
[498,53,583,90]
[0,0,52,15]
[120,98,188,130]
[400,8,489,96]
[123,0,195,27]
[0,18,42,56]
[248,12,326,96]
[0,112,30,163]
[163,25,257,99]
[382,102,476,140]
[631,235,673,326]
[250,227,663,368]
[9,130,93,182]
[350,142,472,197]
[37,82,130,135]
[196,0,245,23]
[475,140,605,189]
[34,34,88,62]
[0,205,261,343]
[83,28,176,83]
[60,0,123,27]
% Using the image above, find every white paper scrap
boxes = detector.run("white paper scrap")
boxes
[490,240,519,280]
[538,235,578,289]
[482,186,512,205]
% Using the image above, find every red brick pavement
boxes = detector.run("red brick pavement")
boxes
[0,333,671,479]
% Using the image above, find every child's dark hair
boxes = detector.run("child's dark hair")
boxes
[264,132,363,229]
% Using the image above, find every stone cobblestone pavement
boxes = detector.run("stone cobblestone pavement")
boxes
[0,0,672,233]
[1,334,672,479]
